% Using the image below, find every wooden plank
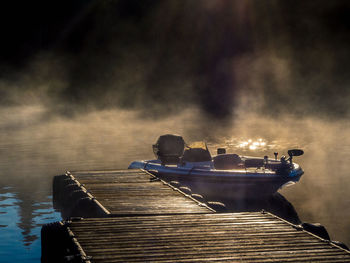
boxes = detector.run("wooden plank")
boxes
[56,169,211,217]
[64,212,350,263]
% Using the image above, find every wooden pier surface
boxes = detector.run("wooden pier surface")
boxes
[53,169,211,218]
[45,169,350,262]
[44,212,350,262]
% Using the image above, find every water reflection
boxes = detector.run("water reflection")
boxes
[236,138,267,150]
[212,137,299,155]
[15,192,52,246]
[217,193,301,225]
[0,182,61,262]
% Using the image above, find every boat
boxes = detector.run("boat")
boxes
[128,134,304,199]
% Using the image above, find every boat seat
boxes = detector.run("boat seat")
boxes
[244,158,264,168]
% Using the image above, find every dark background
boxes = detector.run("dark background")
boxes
[1,0,349,119]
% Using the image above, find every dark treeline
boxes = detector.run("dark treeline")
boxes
[0,0,349,118]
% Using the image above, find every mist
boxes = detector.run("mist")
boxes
[0,0,350,257]
[1,104,350,244]
[1,0,350,119]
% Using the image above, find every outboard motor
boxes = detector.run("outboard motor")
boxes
[153,134,185,165]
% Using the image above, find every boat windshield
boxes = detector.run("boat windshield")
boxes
[182,141,212,162]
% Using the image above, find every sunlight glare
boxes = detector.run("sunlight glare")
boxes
[237,138,268,151]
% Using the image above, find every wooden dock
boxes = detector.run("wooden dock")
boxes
[53,169,212,218]
[43,169,350,262]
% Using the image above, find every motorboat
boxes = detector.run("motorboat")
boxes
[128,134,304,199]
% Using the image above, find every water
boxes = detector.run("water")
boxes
[0,105,349,262]
[0,185,61,262]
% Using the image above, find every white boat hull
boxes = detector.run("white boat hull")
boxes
[128,160,304,200]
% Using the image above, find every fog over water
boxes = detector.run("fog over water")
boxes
[0,105,349,257]
[0,0,350,261]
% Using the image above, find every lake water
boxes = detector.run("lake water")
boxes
[0,105,349,262]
